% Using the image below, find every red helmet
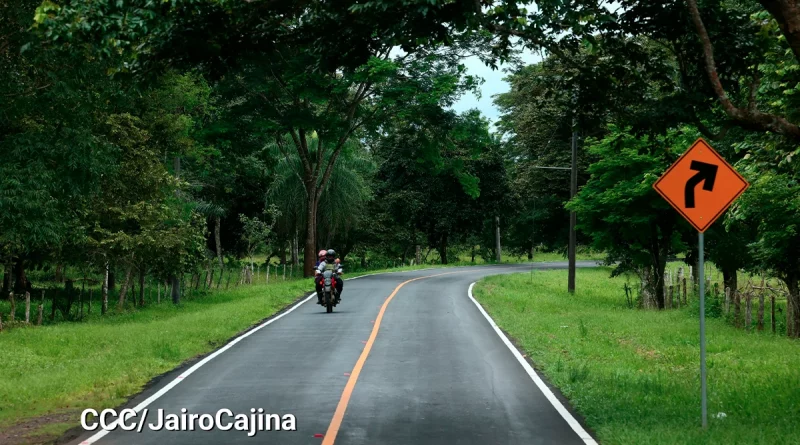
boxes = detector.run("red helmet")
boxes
[318,250,327,259]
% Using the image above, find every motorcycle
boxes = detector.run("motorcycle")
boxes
[318,268,340,313]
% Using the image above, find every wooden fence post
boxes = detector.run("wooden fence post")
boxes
[88,289,93,314]
[734,288,741,328]
[745,292,752,331]
[771,295,776,334]
[757,291,765,331]
[37,304,43,326]
[682,277,687,306]
[283,264,286,281]
[25,291,31,324]
[667,285,673,309]
[9,292,15,322]
[266,264,270,284]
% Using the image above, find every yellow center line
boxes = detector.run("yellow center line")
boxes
[321,270,470,444]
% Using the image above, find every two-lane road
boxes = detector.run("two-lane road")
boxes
[72,262,600,445]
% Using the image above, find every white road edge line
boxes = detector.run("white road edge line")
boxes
[79,290,318,444]
[79,266,441,444]
[467,282,599,445]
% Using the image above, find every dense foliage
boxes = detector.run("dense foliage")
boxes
[1,0,799,338]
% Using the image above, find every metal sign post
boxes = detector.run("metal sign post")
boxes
[698,231,707,428]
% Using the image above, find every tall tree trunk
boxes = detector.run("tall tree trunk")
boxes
[439,235,449,265]
[171,275,180,304]
[13,258,27,294]
[291,230,299,266]
[788,275,800,338]
[758,1,800,67]
[654,264,666,309]
[138,266,145,307]
[102,261,109,315]
[214,215,223,269]
[722,268,738,300]
[108,269,116,293]
[650,222,670,309]
[117,257,135,308]
[2,260,10,296]
[303,194,318,277]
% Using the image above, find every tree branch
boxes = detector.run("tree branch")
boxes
[315,142,345,203]
[687,0,800,139]
[289,129,312,175]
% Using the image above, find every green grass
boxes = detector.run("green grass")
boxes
[0,279,309,441]
[473,268,800,445]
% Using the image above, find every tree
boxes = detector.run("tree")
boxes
[268,134,376,261]
[369,108,509,264]
[734,157,800,336]
[494,56,603,255]
[33,0,486,276]
[566,126,692,308]
[1,0,127,295]
[239,206,281,278]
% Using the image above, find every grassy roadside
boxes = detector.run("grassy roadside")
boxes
[473,268,800,445]
[0,280,310,444]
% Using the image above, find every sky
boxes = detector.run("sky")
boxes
[449,48,542,132]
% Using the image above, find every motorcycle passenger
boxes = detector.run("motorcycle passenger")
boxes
[315,249,343,303]
[316,249,326,267]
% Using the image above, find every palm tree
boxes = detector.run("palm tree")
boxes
[267,133,374,262]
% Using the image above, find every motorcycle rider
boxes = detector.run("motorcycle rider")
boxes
[315,249,344,303]
[313,249,328,304]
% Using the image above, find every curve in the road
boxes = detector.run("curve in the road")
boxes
[71,261,600,445]
[322,270,471,444]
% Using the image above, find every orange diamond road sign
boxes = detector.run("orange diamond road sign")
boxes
[653,138,749,233]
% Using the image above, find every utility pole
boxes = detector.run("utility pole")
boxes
[495,216,502,263]
[529,86,579,294]
[568,109,578,294]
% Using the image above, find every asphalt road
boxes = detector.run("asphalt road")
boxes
[72,262,600,445]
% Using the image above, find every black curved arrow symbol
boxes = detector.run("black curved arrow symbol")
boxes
[685,161,718,208]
